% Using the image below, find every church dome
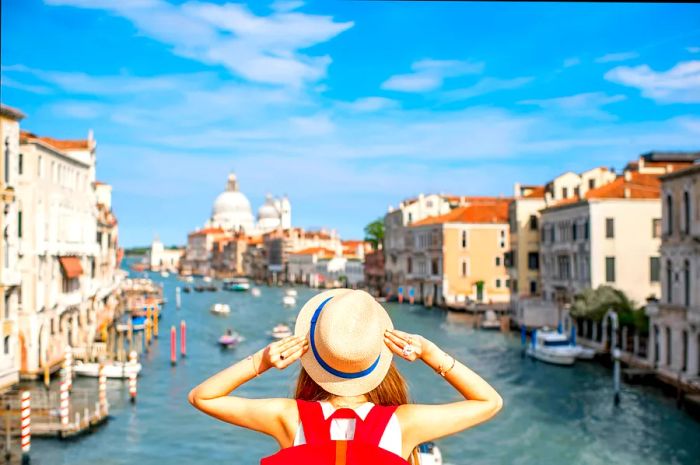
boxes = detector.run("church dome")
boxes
[258,195,279,220]
[211,173,254,232]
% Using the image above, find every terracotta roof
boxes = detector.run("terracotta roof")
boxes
[548,197,583,208]
[291,247,336,258]
[0,104,25,121]
[188,227,226,237]
[247,235,263,245]
[412,201,510,226]
[585,172,660,200]
[522,186,545,198]
[21,130,91,151]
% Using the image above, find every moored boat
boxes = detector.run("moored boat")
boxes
[183,286,192,293]
[160,271,170,278]
[480,310,501,330]
[223,278,251,292]
[73,361,142,379]
[282,295,296,307]
[218,330,244,348]
[210,303,231,315]
[526,330,578,366]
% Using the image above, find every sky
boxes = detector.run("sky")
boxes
[2,0,700,247]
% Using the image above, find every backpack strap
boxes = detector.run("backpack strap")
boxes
[296,400,330,444]
[353,405,399,446]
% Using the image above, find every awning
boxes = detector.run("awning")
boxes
[59,256,83,279]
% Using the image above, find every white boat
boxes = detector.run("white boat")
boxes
[184,276,194,283]
[417,442,443,465]
[526,330,578,366]
[251,287,261,297]
[480,310,501,330]
[282,295,296,307]
[160,271,170,278]
[218,332,244,348]
[285,289,298,297]
[73,361,142,379]
[223,278,250,292]
[203,276,212,283]
[210,303,231,315]
[573,345,596,360]
[270,324,293,340]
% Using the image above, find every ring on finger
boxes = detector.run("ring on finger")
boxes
[402,344,415,357]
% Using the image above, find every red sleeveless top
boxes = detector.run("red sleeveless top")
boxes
[261,400,410,465]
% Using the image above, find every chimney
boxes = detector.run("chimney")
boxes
[514,182,521,197]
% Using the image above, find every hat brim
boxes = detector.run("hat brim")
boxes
[294,289,394,397]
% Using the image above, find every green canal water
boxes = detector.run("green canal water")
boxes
[32,270,700,465]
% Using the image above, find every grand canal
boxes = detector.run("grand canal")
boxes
[32,270,700,465]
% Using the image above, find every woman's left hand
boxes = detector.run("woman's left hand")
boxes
[384,329,432,362]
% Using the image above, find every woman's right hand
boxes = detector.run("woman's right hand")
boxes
[262,335,308,370]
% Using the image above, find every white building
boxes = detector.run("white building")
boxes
[17,129,115,377]
[647,162,700,381]
[146,236,183,272]
[288,247,335,286]
[0,104,24,389]
[540,171,663,310]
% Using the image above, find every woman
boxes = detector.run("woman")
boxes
[189,289,503,463]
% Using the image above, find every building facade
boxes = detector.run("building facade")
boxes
[647,163,700,381]
[364,249,385,297]
[146,237,183,272]
[0,104,24,389]
[182,227,228,276]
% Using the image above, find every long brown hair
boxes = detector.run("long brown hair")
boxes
[294,362,419,463]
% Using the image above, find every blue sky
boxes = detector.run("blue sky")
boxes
[2,0,699,247]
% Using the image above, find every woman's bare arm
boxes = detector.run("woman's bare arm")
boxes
[188,336,307,445]
[385,330,503,451]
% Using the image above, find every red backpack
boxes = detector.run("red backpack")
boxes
[261,400,410,465]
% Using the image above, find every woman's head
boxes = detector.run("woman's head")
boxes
[295,363,409,406]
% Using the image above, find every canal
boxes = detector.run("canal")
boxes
[32,270,700,465]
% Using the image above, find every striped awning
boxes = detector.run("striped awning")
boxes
[58,256,83,279]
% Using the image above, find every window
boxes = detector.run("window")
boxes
[461,260,468,277]
[666,327,672,366]
[666,194,673,235]
[652,219,661,238]
[684,260,691,306]
[572,223,577,241]
[584,220,590,239]
[495,256,501,266]
[3,336,9,355]
[512,279,518,291]
[18,153,23,175]
[431,258,439,275]
[588,179,595,189]
[506,279,510,288]
[528,252,539,270]
[666,260,673,303]
[407,257,412,274]
[605,256,616,282]
[562,187,568,199]
[650,257,660,282]
[496,279,501,288]
[605,218,614,238]
[17,210,22,238]
[682,330,688,372]
[461,230,467,248]
[529,215,538,231]
[530,280,537,294]
[574,187,580,198]
[3,138,9,184]
[683,191,690,235]
[407,213,413,224]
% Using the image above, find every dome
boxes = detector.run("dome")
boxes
[258,195,279,220]
[211,173,255,232]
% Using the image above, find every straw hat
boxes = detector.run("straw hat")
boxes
[294,289,394,396]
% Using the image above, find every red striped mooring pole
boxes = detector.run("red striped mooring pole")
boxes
[128,350,138,403]
[180,320,187,358]
[170,326,177,366]
[20,390,31,463]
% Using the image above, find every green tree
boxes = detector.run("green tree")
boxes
[570,285,648,334]
[364,218,385,251]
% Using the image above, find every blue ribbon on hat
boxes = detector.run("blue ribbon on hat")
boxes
[309,296,381,379]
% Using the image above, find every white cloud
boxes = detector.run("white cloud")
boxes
[442,76,533,101]
[271,0,304,12]
[44,0,353,87]
[381,59,484,92]
[595,51,639,63]
[519,92,626,120]
[605,60,700,103]
[338,97,398,113]
[563,57,581,68]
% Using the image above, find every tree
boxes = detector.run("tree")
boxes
[570,285,648,334]
[364,218,385,251]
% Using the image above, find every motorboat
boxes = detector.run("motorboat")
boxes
[480,310,501,331]
[218,331,244,348]
[282,295,297,307]
[526,330,578,366]
[73,361,142,379]
[417,442,443,465]
[223,278,250,292]
[160,271,170,278]
[206,285,219,292]
[284,289,298,297]
[251,287,261,297]
[210,303,231,315]
[270,324,293,340]
[203,276,213,283]
[194,285,206,292]
[183,276,194,283]
[183,286,192,293]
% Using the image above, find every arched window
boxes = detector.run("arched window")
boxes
[684,260,690,307]
[683,191,690,235]
[666,260,673,304]
[666,194,673,235]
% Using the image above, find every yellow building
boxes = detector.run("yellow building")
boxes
[409,200,511,307]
